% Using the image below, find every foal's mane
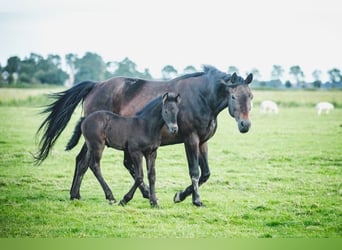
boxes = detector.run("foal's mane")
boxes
[135,95,163,116]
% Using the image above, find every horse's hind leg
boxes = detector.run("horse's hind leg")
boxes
[123,150,150,199]
[89,145,116,204]
[70,143,88,200]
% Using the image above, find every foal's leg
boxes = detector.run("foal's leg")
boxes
[174,135,203,207]
[88,144,116,204]
[70,143,88,200]
[123,150,150,199]
[120,152,143,206]
[146,151,158,207]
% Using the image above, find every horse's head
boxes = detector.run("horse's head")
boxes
[162,92,181,134]
[224,73,253,133]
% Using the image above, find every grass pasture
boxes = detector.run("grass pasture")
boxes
[0,88,341,238]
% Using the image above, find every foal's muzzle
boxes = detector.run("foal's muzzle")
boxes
[168,124,179,134]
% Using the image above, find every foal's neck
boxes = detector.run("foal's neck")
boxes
[138,101,164,131]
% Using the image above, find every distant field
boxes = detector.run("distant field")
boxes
[0,88,341,237]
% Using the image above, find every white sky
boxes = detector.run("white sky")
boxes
[0,0,341,81]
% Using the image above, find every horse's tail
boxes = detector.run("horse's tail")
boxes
[34,81,96,165]
[65,117,85,151]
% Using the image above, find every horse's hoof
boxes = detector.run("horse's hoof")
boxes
[150,201,159,208]
[119,200,126,206]
[193,201,205,207]
[108,199,116,205]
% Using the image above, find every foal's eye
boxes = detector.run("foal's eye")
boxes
[231,95,236,100]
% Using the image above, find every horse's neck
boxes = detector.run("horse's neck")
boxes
[196,81,228,117]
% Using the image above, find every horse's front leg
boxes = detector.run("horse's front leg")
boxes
[120,152,143,206]
[146,151,158,208]
[174,135,203,207]
[174,142,211,202]
[123,150,150,199]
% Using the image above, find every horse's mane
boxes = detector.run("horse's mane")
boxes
[172,71,205,81]
[172,65,227,82]
[203,65,245,84]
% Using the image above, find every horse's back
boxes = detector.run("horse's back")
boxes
[83,76,169,116]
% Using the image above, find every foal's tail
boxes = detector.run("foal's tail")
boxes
[34,81,96,165]
[65,117,85,151]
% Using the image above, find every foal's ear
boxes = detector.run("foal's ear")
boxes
[162,92,168,103]
[245,73,253,84]
[176,94,181,104]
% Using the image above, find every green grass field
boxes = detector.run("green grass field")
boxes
[0,88,341,237]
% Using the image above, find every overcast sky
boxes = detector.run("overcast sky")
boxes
[0,0,341,81]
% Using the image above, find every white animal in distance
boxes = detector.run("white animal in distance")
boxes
[316,102,334,115]
[261,100,279,114]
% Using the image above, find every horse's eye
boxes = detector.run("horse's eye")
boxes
[231,95,236,100]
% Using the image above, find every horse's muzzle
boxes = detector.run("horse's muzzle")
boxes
[238,119,251,133]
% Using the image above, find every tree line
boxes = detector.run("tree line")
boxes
[1,51,341,89]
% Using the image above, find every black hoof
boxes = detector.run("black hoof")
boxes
[150,201,159,208]
[119,200,127,206]
[173,191,183,203]
[193,201,205,207]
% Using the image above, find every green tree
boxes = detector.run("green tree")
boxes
[4,56,20,84]
[327,68,342,83]
[289,65,305,87]
[65,53,78,85]
[312,69,322,88]
[17,54,39,83]
[74,52,106,83]
[113,57,139,77]
[35,54,68,85]
[106,57,152,79]
[271,65,284,81]
[183,65,197,74]
[161,65,178,80]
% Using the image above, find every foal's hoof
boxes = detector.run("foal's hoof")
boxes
[173,191,183,203]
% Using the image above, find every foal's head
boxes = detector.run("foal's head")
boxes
[225,73,253,133]
[162,92,181,134]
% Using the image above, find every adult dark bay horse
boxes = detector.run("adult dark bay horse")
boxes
[66,93,181,207]
[35,65,253,206]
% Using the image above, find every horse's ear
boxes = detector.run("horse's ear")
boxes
[245,73,253,84]
[176,94,181,104]
[231,72,237,84]
[162,92,168,102]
